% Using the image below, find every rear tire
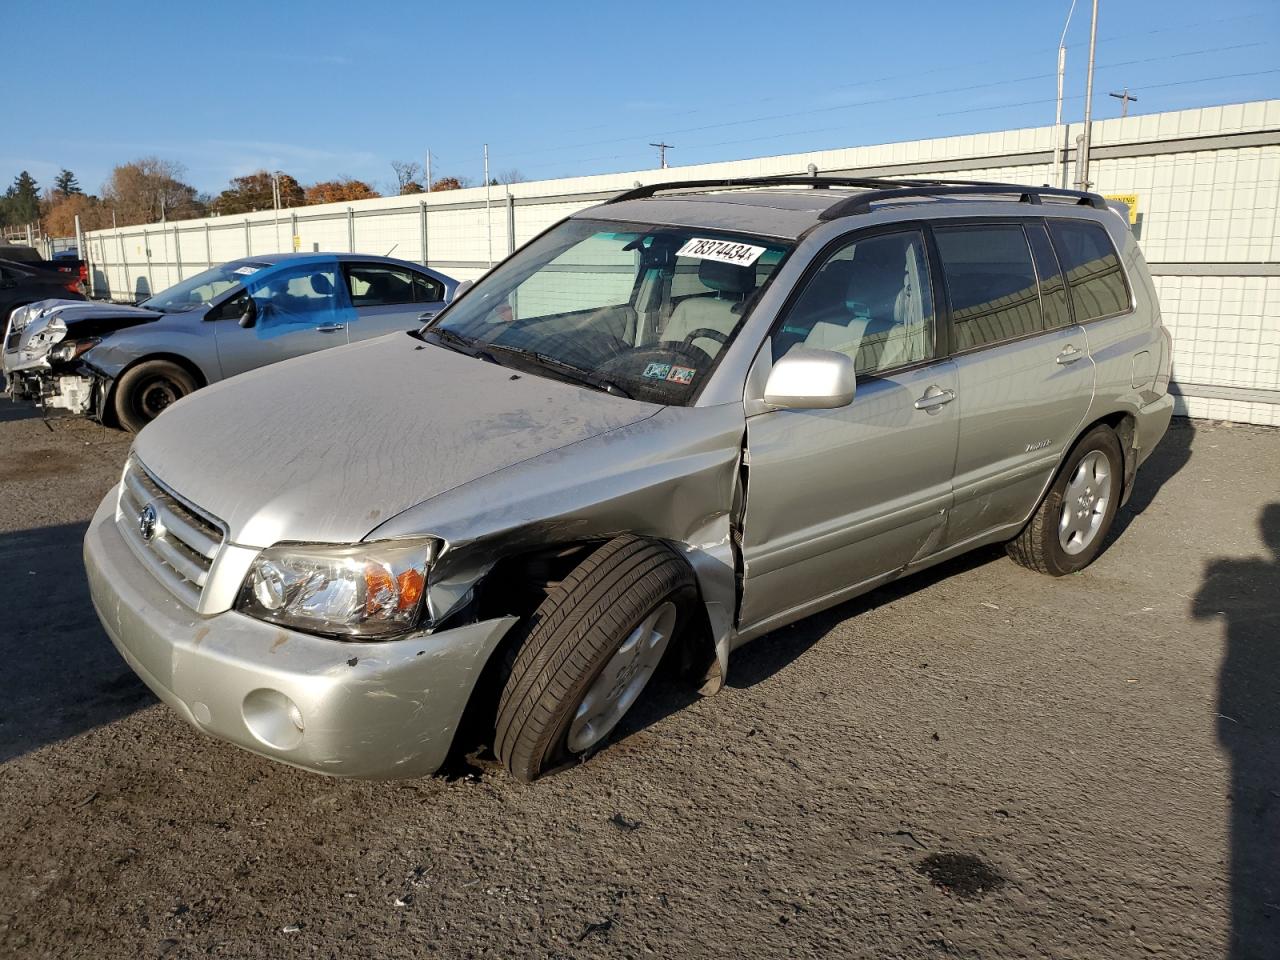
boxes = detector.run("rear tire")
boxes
[494,535,696,782]
[1007,424,1124,576]
[112,359,197,433]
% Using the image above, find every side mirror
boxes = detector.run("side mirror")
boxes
[763,347,857,410]
[238,298,258,329]
[451,279,474,301]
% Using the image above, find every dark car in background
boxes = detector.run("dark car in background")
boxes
[3,253,457,429]
[0,241,87,289]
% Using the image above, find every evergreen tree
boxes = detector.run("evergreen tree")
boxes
[4,171,41,225]
[53,169,82,196]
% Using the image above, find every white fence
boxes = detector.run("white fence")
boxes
[85,100,1280,425]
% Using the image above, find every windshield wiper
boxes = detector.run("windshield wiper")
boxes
[477,341,633,398]
[419,326,485,358]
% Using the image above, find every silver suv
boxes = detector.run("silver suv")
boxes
[84,177,1174,781]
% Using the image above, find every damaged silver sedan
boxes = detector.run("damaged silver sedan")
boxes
[84,176,1174,781]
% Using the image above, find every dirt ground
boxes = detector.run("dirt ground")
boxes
[0,401,1276,960]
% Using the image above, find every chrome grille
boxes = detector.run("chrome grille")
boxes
[117,458,226,609]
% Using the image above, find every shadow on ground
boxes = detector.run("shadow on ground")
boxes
[1197,502,1280,959]
[0,521,152,763]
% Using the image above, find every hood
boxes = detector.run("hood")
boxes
[132,334,661,547]
[3,299,162,373]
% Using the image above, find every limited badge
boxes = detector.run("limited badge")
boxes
[665,365,695,385]
[643,362,672,380]
[676,237,767,267]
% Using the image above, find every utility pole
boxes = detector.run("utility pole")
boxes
[484,144,492,268]
[1076,0,1100,191]
[1054,0,1078,188]
[650,141,673,169]
[1109,88,1138,117]
[425,149,432,193]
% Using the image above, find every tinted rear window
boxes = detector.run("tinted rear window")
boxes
[934,224,1043,351]
[1048,219,1131,322]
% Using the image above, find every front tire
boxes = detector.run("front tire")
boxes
[112,359,197,432]
[494,535,696,782]
[1007,424,1124,576]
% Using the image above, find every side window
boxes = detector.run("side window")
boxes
[771,230,935,377]
[346,265,416,307]
[1026,223,1073,329]
[935,224,1043,351]
[411,272,444,303]
[244,262,347,329]
[1048,219,1131,321]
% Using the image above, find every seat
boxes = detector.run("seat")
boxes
[661,260,755,357]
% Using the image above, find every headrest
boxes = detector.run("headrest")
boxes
[309,272,334,296]
[699,259,754,295]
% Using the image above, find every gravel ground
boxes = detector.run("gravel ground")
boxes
[0,402,1276,960]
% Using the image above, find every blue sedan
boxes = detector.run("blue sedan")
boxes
[3,253,458,430]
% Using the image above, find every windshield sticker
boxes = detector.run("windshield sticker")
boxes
[232,265,261,276]
[643,362,672,380]
[666,365,695,385]
[676,237,767,267]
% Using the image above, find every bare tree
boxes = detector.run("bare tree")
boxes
[495,168,527,185]
[391,160,424,195]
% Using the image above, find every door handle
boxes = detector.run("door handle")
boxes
[417,310,439,321]
[914,387,956,410]
[1056,344,1084,364]
[316,323,346,333]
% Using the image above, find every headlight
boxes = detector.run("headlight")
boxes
[49,337,100,362]
[237,538,437,639]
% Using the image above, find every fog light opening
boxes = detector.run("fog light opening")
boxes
[242,688,306,751]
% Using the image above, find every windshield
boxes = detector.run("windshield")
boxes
[141,261,270,312]
[427,218,790,404]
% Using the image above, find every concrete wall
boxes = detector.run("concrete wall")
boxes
[84,100,1280,425]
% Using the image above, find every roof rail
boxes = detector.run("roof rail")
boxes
[606,175,906,204]
[817,182,1109,219]
[605,175,1109,218]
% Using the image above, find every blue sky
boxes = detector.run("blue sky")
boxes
[3,0,1278,196]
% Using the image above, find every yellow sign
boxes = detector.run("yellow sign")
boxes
[292,234,302,252]
[1104,193,1139,225]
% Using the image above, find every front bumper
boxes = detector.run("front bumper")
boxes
[84,489,516,778]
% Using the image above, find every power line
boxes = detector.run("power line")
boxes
[487,13,1268,159]
[512,65,1279,177]
[495,40,1266,167]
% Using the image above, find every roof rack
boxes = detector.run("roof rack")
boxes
[816,181,1109,219]
[605,175,1109,218]
[605,176,908,204]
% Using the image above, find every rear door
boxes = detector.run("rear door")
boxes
[738,227,960,630]
[211,260,353,379]
[933,220,1095,548]
[343,263,447,342]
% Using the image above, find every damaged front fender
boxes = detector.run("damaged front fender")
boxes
[369,402,749,693]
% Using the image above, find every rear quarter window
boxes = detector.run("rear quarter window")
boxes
[1048,219,1131,322]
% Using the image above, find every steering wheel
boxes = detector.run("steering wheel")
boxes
[682,327,729,349]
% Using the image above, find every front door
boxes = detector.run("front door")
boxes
[738,227,960,631]
[212,260,352,379]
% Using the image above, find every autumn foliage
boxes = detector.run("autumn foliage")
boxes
[304,178,381,205]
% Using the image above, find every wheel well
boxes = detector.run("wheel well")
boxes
[101,353,208,426]
[1079,410,1137,499]
[448,537,718,759]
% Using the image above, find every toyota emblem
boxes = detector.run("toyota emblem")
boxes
[139,504,158,542]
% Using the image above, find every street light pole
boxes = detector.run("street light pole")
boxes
[1054,0,1078,188]
[1077,0,1100,191]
